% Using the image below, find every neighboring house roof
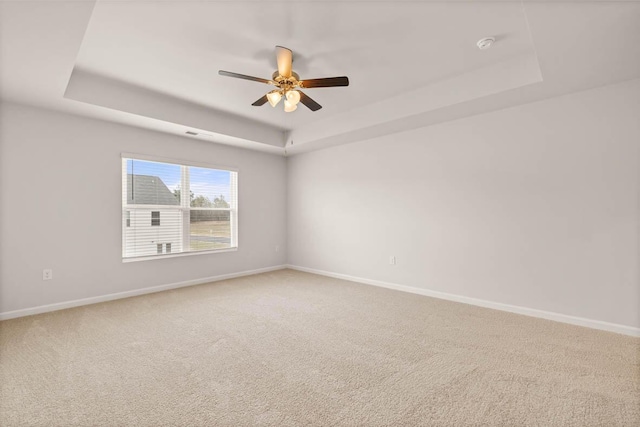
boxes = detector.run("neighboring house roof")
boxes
[127,174,179,205]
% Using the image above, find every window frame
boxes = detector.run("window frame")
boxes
[121,153,239,262]
[151,211,160,226]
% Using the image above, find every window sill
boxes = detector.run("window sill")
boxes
[122,247,238,263]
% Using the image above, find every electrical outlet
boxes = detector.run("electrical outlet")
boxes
[390,256,396,265]
[275,245,279,252]
[42,269,53,280]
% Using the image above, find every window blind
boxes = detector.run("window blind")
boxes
[122,156,238,260]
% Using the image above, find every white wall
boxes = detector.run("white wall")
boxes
[0,103,287,314]
[2,79,638,330]
[287,79,640,329]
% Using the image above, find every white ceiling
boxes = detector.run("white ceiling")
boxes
[74,0,534,129]
[1,1,639,155]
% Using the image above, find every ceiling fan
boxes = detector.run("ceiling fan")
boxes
[218,46,349,113]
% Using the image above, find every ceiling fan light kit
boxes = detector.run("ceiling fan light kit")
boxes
[219,46,350,113]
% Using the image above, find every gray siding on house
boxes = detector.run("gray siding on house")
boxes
[126,174,179,205]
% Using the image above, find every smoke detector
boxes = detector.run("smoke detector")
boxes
[477,37,495,50]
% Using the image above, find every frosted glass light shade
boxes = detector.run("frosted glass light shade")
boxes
[284,99,297,112]
[285,90,301,105]
[266,91,282,107]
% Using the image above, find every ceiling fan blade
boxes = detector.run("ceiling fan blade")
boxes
[275,46,293,78]
[298,91,322,111]
[251,95,269,106]
[218,70,273,85]
[300,76,349,88]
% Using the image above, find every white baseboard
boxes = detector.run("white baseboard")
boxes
[286,265,640,338]
[0,265,287,321]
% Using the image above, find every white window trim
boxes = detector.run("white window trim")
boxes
[122,247,238,263]
[121,153,239,262]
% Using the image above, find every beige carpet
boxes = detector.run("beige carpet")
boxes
[1,269,638,426]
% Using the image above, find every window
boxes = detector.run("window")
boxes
[122,155,238,260]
